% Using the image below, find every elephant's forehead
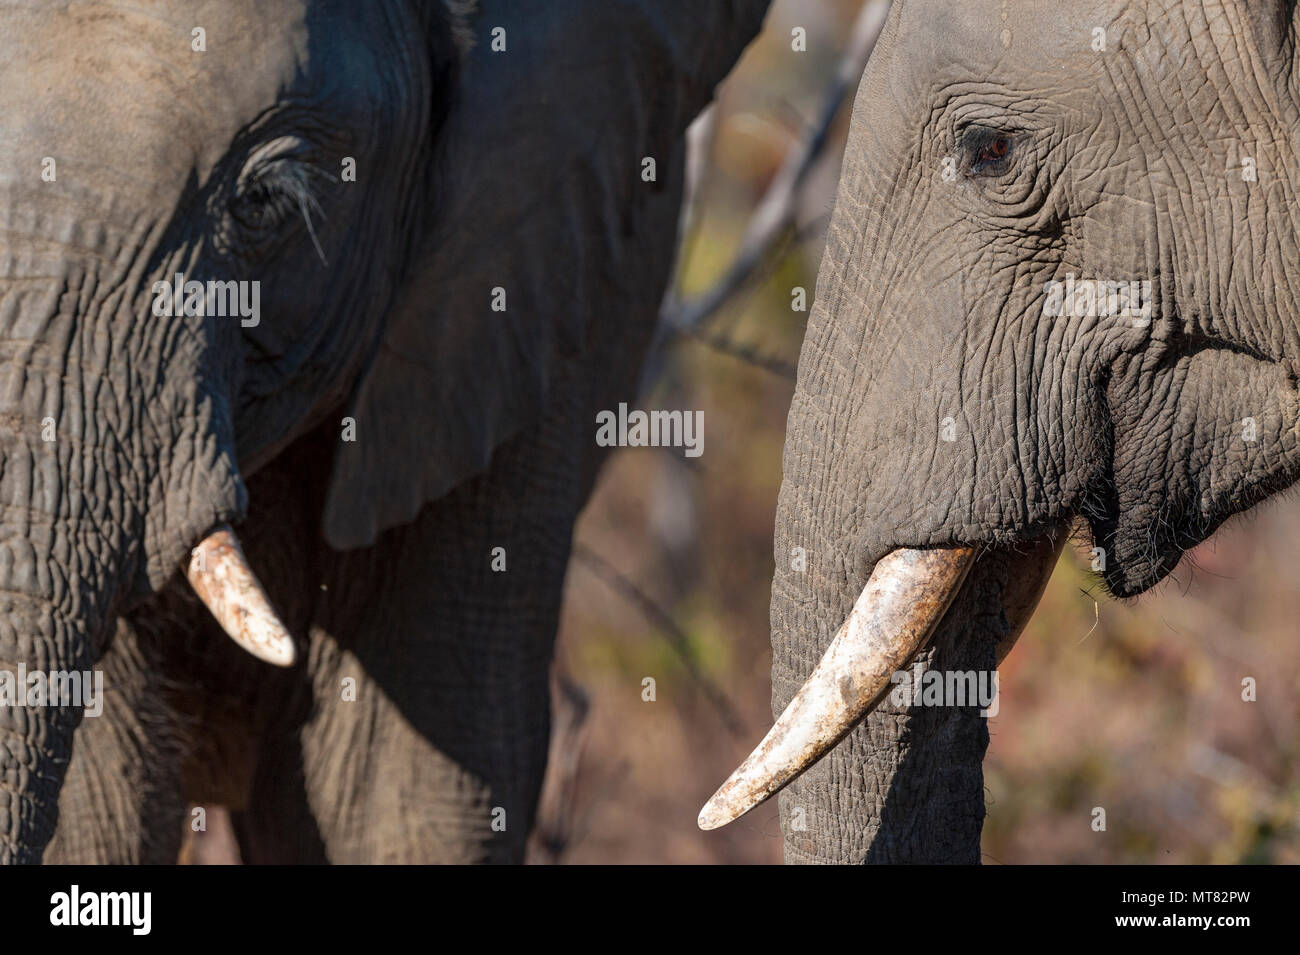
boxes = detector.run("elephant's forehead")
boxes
[891,0,1128,88]
[0,0,391,194]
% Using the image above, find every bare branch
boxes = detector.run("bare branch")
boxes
[681,326,800,379]
[661,0,891,334]
[571,542,747,739]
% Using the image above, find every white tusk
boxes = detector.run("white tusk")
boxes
[698,545,977,831]
[186,524,297,667]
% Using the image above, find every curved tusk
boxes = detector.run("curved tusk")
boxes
[186,524,297,667]
[698,545,977,831]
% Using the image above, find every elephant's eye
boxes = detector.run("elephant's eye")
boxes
[960,126,1016,178]
[231,161,322,234]
[976,137,1009,165]
[225,137,334,261]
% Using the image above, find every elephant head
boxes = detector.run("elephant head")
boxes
[702,0,1300,862]
[0,0,767,863]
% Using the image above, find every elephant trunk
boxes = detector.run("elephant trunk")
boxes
[0,248,252,860]
[0,529,109,863]
[0,253,121,860]
[0,359,286,864]
[0,265,137,860]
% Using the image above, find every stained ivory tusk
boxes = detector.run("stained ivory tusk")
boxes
[186,524,297,668]
[698,546,978,830]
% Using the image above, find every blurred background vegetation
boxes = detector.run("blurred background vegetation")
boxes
[532,0,1300,864]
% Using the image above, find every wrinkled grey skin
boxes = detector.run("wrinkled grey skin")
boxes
[775,0,1300,863]
[0,0,768,863]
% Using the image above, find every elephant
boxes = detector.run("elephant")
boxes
[0,0,770,863]
[701,0,1300,862]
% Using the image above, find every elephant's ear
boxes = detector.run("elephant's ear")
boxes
[321,0,769,549]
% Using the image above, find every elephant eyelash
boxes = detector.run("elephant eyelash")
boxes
[233,160,336,264]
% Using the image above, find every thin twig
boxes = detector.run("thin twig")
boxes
[571,542,747,739]
[660,0,891,335]
[671,211,834,381]
[682,326,800,379]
